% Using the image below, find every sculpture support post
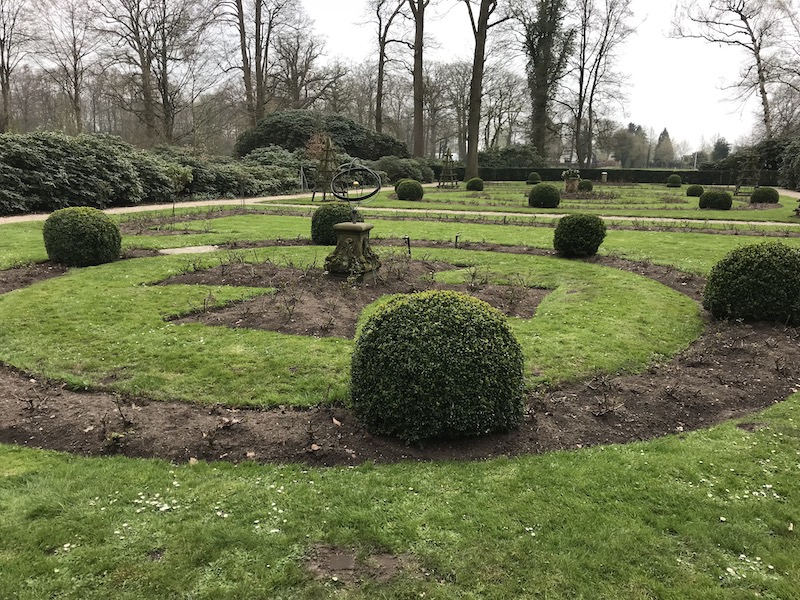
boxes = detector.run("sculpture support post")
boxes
[324,222,381,276]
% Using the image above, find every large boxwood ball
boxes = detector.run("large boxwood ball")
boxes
[526,171,542,184]
[465,177,484,191]
[750,186,780,204]
[686,184,704,197]
[310,202,362,245]
[528,183,561,208]
[703,241,800,324]
[553,213,607,258]
[698,189,733,210]
[350,290,526,443]
[396,179,424,201]
[42,207,121,267]
[666,173,682,188]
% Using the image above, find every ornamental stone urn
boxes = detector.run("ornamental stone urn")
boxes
[565,177,580,193]
[324,222,381,276]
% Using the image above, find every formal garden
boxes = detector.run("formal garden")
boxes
[2,168,800,598]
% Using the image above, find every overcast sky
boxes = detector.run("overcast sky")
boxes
[303,0,759,152]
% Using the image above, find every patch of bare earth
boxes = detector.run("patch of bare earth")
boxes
[1,250,799,467]
[304,544,417,586]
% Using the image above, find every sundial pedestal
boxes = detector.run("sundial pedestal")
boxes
[325,222,381,276]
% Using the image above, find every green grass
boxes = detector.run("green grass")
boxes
[3,185,800,598]
[1,398,799,599]
[0,247,701,403]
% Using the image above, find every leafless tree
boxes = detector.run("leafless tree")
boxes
[481,64,527,149]
[441,59,472,158]
[560,0,633,168]
[368,0,408,133]
[462,0,510,179]
[0,0,33,132]
[672,0,785,139]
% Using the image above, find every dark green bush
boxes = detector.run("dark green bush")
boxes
[477,144,543,169]
[350,290,525,443]
[396,179,424,201]
[577,179,593,192]
[234,110,408,160]
[374,155,434,183]
[528,183,561,208]
[43,207,121,267]
[703,242,800,324]
[465,177,484,191]
[750,186,780,204]
[310,202,362,245]
[686,184,704,197]
[553,214,607,258]
[698,189,733,210]
[666,173,682,187]
[526,172,542,184]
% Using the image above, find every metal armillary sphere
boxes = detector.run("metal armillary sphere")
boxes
[330,160,382,221]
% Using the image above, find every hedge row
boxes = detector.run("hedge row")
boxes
[0,133,301,216]
[452,167,779,186]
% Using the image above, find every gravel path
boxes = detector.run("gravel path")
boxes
[1,188,799,227]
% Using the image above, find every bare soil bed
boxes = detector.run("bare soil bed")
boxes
[2,248,799,466]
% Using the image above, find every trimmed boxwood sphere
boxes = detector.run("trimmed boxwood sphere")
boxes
[350,290,525,443]
[42,207,121,267]
[699,189,733,210]
[527,172,542,184]
[311,202,362,245]
[465,177,484,191]
[553,213,607,258]
[528,183,561,208]
[666,173,682,188]
[703,241,800,324]
[396,178,424,201]
[686,184,704,197]
[577,179,593,192]
[750,186,780,204]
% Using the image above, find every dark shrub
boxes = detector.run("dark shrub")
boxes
[234,110,408,160]
[527,172,542,184]
[310,202,362,245]
[686,184,704,197]
[750,186,780,204]
[478,143,543,169]
[350,290,525,443]
[666,173,682,187]
[703,242,800,324]
[396,179,424,201]
[466,177,484,191]
[577,179,593,192]
[553,214,607,258]
[699,189,733,210]
[528,183,561,208]
[43,207,121,267]
[374,155,434,183]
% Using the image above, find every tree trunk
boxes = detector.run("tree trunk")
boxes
[376,41,386,133]
[235,0,256,126]
[464,0,493,180]
[409,0,426,157]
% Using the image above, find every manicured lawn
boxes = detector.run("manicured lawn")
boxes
[2,185,800,598]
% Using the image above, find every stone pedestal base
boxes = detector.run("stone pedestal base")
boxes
[325,222,381,276]
[565,177,580,193]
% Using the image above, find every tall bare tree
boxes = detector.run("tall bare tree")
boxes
[462,0,510,179]
[441,60,472,158]
[407,0,430,156]
[561,0,633,168]
[369,0,407,133]
[673,0,785,139]
[0,0,33,132]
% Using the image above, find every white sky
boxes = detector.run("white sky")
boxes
[303,0,759,152]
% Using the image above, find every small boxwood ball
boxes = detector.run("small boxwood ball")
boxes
[528,183,561,208]
[750,186,780,204]
[526,172,542,184]
[311,202,362,245]
[42,206,121,267]
[686,184,704,197]
[465,177,484,191]
[703,241,800,324]
[396,179,424,201]
[553,213,607,258]
[698,189,733,210]
[577,179,593,192]
[350,290,525,443]
[666,173,682,187]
